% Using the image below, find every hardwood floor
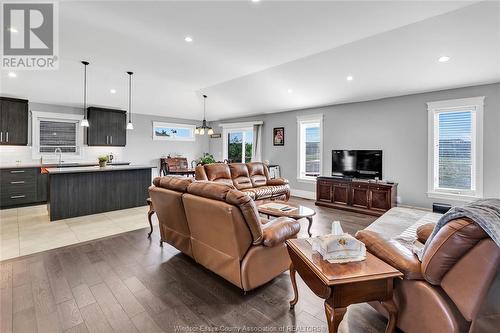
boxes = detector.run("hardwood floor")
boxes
[0,197,392,333]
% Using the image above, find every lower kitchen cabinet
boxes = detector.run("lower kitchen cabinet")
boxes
[0,167,47,208]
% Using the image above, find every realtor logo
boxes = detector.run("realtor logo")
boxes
[2,2,59,69]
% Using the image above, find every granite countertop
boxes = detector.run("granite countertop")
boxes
[0,161,131,169]
[46,165,155,174]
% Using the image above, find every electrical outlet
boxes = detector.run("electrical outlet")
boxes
[397,196,402,204]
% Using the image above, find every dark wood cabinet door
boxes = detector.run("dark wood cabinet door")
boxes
[351,184,369,209]
[87,107,126,146]
[369,187,391,212]
[109,111,126,146]
[317,180,332,202]
[87,108,107,145]
[0,98,28,145]
[332,183,349,205]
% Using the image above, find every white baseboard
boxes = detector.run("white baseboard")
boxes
[290,188,316,200]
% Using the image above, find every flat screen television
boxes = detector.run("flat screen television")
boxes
[331,150,382,179]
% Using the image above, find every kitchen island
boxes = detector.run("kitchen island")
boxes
[46,165,153,221]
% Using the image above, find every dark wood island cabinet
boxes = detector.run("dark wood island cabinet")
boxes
[316,176,397,216]
[46,165,152,221]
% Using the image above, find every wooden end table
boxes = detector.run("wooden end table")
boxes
[256,200,316,237]
[286,238,403,333]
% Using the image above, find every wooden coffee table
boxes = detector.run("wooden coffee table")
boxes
[257,200,316,237]
[286,238,403,333]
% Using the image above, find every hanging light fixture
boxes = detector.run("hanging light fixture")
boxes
[126,71,134,130]
[195,94,213,135]
[80,61,90,127]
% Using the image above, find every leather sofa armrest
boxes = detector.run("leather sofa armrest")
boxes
[266,178,289,186]
[355,230,423,280]
[262,217,300,247]
[416,223,435,244]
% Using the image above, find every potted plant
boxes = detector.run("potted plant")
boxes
[197,153,216,165]
[98,155,108,167]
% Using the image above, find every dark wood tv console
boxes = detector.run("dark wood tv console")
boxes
[315,176,398,216]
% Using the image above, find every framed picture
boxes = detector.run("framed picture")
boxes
[152,122,196,141]
[273,127,285,146]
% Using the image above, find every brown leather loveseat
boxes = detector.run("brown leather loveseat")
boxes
[149,176,301,291]
[195,162,290,202]
[356,218,500,333]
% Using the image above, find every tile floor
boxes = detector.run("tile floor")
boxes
[0,204,155,261]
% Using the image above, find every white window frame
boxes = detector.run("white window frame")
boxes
[297,114,323,182]
[31,111,84,160]
[427,96,484,201]
[152,122,196,141]
[222,126,253,162]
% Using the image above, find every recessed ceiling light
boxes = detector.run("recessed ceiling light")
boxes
[438,56,450,63]
[346,75,353,81]
[8,27,18,33]
[252,0,261,2]
[110,89,116,94]
[287,89,293,94]
[184,36,193,43]
[8,72,17,78]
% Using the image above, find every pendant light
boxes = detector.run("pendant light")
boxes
[126,71,134,130]
[195,94,213,135]
[80,61,90,127]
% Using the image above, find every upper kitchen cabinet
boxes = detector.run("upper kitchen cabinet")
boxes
[0,97,29,146]
[86,107,127,146]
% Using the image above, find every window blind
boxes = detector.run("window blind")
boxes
[437,111,472,190]
[39,120,77,153]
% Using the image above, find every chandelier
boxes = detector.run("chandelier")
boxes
[195,94,214,135]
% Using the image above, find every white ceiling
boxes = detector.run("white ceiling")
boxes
[1,1,499,121]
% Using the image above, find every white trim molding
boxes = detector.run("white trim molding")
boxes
[427,96,484,201]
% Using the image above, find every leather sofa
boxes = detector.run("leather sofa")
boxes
[195,162,290,202]
[356,218,500,333]
[148,176,301,291]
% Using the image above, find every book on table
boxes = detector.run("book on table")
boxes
[259,202,297,212]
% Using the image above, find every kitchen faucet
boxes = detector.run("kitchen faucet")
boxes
[54,147,62,165]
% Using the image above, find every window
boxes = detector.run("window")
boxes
[225,127,253,163]
[39,120,77,153]
[31,111,84,159]
[427,97,484,200]
[220,121,262,163]
[297,115,323,181]
[152,122,195,141]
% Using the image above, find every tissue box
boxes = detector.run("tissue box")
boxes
[312,233,366,262]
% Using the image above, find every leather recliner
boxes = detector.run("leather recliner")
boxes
[149,176,301,291]
[356,218,500,333]
[195,162,290,202]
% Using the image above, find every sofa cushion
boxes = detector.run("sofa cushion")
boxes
[242,186,273,200]
[247,162,268,187]
[203,163,234,186]
[187,181,263,244]
[262,217,300,247]
[421,218,488,285]
[229,163,253,190]
[267,184,290,197]
[152,176,193,192]
[187,181,234,201]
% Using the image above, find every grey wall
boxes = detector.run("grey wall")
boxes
[0,102,210,171]
[210,83,500,209]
